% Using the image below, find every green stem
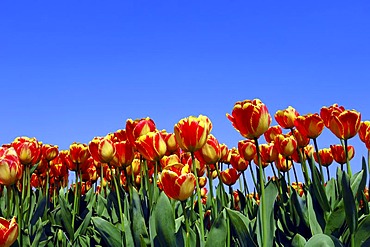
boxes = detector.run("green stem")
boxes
[343,139,352,177]
[181,200,190,247]
[242,171,250,195]
[191,152,205,243]
[367,150,370,190]
[71,164,79,233]
[110,166,125,235]
[6,185,12,218]
[299,148,311,185]
[313,138,325,184]
[248,161,258,191]
[326,166,331,181]
[14,185,22,246]
[207,165,217,221]
[254,137,267,247]
[291,160,299,185]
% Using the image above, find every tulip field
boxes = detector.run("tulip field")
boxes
[2,99,370,247]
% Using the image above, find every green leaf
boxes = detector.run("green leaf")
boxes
[153,192,176,246]
[291,233,307,247]
[58,188,74,240]
[324,200,345,235]
[132,188,150,246]
[311,164,330,212]
[205,210,227,247]
[226,208,257,247]
[256,181,278,247]
[342,172,358,234]
[305,233,344,247]
[354,213,370,246]
[92,216,122,247]
[74,209,92,238]
[307,191,323,235]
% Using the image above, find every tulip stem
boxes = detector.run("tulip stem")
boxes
[6,185,12,218]
[191,152,205,243]
[299,148,311,186]
[367,150,370,190]
[248,161,258,191]
[313,138,325,184]
[72,164,80,234]
[242,171,249,195]
[254,137,267,247]
[292,160,299,186]
[110,166,125,237]
[181,200,190,247]
[207,166,217,221]
[343,139,352,177]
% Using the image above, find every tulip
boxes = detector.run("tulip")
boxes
[274,134,297,157]
[294,113,325,139]
[69,142,90,165]
[109,141,134,168]
[0,147,23,186]
[226,99,272,139]
[320,103,345,128]
[159,164,196,201]
[289,128,310,148]
[274,154,293,172]
[220,168,240,186]
[88,137,116,163]
[330,144,355,165]
[328,109,361,140]
[12,136,41,166]
[264,125,283,143]
[314,148,334,167]
[0,216,18,247]
[275,106,300,129]
[174,115,212,153]
[135,131,167,162]
[219,144,230,163]
[258,142,278,165]
[113,129,128,142]
[161,131,179,154]
[41,144,59,161]
[238,139,256,162]
[194,134,221,165]
[359,121,370,149]
[160,154,181,169]
[126,117,156,147]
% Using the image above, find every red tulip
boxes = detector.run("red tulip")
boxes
[264,125,283,143]
[174,115,212,153]
[69,142,90,165]
[0,216,18,247]
[135,131,167,161]
[275,106,300,129]
[126,117,156,148]
[227,99,271,139]
[314,148,334,167]
[0,147,23,186]
[12,136,41,166]
[330,144,355,165]
[238,139,256,161]
[110,141,134,168]
[41,144,59,161]
[220,168,240,186]
[88,137,116,163]
[274,134,297,157]
[320,103,345,128]
[194,134,221,165]
[294,113,324,139]
[328,110,361,140]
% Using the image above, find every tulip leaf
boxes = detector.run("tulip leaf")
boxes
[354,214,370,246]
[74,209,92,239]
[226,208,257,247]
[205,210,227,247]
[310,163,330,212]
[342,172,358,234]
[59,189,74,240]
[305,233,344,247]
[153,192,177,246]
[291,233,306,247]
[132,188,150,246]
[307,191,323,235]
[324,200,346,235]
[92,216,122,247]
[256,181,278,247]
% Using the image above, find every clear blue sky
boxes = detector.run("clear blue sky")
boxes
[1,1,370,182]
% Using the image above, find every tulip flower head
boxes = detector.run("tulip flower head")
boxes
[135,131,167,162]
[294,113,324,139]
[174,115,212,153]
[227,99,272,139]
[275,106,300,129]
[194,134,221,165]
[0,147,23,186]
[0,216,18,247]
[12,136,41,166]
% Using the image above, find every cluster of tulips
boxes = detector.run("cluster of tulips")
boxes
[1,99,370,247]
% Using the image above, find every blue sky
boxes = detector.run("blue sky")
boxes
[1,1,370,182]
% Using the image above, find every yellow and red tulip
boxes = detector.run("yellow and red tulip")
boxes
[219,143,230,163]
[69,142,90,165]
[126,117,156,148]
[160,154,181,169]
[194,134,221,165]
[238,139,256,161]
[159,163,196,201]
[294,113,325,139]
[264,125,283,143]
[274,134,297,157]
[174,115,212,153]
[314,148,334,167]
[274,154,293,172]
[330,144,355,164]
[328,109,361,140]
[161,131,179,155]
[220,167,240,186]
[274,106,300,129]
[258,142,278,165]
[88,137,116,163]
[0,216,18,247]
[320,103,345,128]
[289,128,310,148]
[110,141,134,168]
[41,144,59,161]
[12,136,41,166]
[135,131,167,162]
[229,148,249,172]
[0,147,23,186]
[227,99,272,139]
[359,121,370,149]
